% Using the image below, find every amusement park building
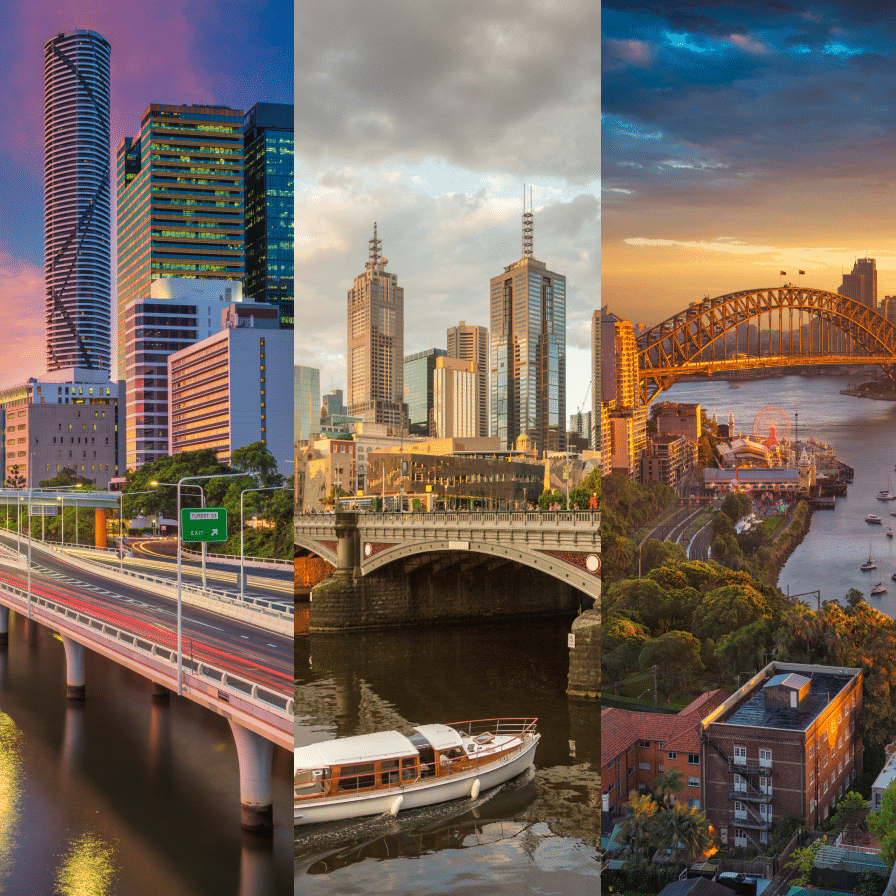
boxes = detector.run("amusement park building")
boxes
[703,459,815,495]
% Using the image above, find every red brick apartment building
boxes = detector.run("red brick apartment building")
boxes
[702,663,863,850]
[601,690,729,815]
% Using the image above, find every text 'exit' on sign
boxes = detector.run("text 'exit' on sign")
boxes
[180,507,228,542]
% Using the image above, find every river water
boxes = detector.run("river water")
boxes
[294,613,601,894]
[665,374,896,607]
[0,609,292,896]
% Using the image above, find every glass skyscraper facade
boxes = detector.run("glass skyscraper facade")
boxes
[404,348,446,436]
[490,255,566,454]
[244,103,294,328]
[294,365,320,443]
[116,103,245,376]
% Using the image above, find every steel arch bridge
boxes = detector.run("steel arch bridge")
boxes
[636,286,896,405]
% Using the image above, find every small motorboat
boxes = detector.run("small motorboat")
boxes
[294,718,540,825]
[872,582,888,595]
[888,529,893,539]
[867,514,883,524]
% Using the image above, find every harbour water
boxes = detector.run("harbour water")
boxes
[0,610,292,896]
[665,374,896,607]
[294,615,601,895]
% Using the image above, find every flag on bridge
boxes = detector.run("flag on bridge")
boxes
[780,270,787,275]
[799,270,805,275]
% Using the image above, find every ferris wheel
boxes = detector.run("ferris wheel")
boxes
[752,406,791,446]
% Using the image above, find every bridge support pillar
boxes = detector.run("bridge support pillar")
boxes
[566,608,601,699]
[151,682,170,703]
[60,636,85,700]
[334,511,359,577]
[0,606,8,648]
[228,720,274,835]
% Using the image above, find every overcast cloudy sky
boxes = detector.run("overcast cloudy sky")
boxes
[0,0,291,389]
[603,1,896,327]
[293,0,600,418]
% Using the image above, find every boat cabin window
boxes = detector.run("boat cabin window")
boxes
[401,757,417,781]
[381,760,400,785]
[336,763,376,792]
[473,733,494,745]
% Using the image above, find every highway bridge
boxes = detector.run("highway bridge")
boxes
[0,528,292,833]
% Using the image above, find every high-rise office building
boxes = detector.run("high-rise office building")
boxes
[243,103,294,328]
[44,30,112,373]
[294,365,320,444]
[322,389,345,416]
[601,309,639,407]
[122,278,243,469]
[116,104,245,375]
[447,321,488,437]
[490,202,566,454]
[570,411,592,444]
[839,257,877,310]
[404,348,446,436]
[433,357,478,439]
[346,224,406,429]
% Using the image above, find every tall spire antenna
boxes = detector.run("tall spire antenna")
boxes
[523,184,534,259]
[368,221,381,269]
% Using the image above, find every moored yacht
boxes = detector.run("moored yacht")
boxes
[872,582,888,595]
[866,514,883,524]
[294,718,540,825]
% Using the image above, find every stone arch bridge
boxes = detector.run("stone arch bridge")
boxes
[294,510,601,598]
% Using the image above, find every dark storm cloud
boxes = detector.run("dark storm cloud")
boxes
[294,0,599,183]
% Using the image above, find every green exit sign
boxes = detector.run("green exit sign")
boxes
[180,507,228,542]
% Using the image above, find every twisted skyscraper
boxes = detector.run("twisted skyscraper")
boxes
[43,30,112,372]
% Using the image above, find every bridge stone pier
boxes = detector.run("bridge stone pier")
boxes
[295,510,600,631]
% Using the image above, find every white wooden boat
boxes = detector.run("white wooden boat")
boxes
[866,514,883,524]
[294,718,539,825]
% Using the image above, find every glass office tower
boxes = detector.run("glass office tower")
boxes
[244,103,294,327]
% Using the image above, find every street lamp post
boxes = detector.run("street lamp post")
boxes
[240,485,289,600]
[119,488,158,573]
[175,473,244,696]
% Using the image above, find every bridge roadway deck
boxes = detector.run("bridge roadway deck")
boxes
[0,534,292,750]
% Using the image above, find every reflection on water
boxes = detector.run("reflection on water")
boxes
[295,618,600,894]
[0,609,292,896]
[0,714,23,890]
[55,833,118,896]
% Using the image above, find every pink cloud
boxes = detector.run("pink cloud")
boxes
[0,252,46,389]
[7,1,219,166]
[604,38,656,69]
[727,33,771,56]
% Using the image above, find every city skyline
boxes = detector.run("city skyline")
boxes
[603,1,896,327]
[293,0,599,418]
[0,1,292,389]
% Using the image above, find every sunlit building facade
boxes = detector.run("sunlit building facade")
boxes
[447,322,488,437]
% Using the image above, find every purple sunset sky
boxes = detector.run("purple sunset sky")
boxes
[0,0,292,387]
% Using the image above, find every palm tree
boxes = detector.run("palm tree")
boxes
[655,804,713,864]
[608,535,635,576]
[617,793,659,857]
[652,769,686,808]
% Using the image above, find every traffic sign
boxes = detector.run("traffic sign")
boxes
[30,504,59,517]
[180,507,228,542]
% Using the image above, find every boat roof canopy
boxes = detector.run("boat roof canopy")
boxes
[294,731,416,769]
[413,724,463,751]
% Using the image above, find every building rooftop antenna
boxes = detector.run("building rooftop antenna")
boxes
[523,184,534,259]
[368,221,382,270]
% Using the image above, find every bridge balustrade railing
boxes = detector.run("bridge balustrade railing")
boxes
[296,511,600,528]
[0,580,293,717]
